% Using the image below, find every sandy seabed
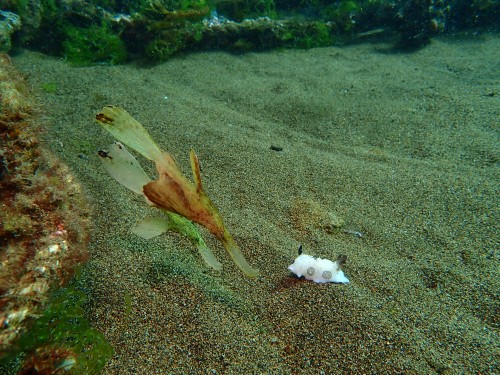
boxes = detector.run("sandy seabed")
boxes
[14,34,499,374]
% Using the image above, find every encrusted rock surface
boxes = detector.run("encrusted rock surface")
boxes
[0,53,90,354]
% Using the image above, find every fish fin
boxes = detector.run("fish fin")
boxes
[96,106,163,162]
[190,149,203,194]
[131,217,172,239]
[98,142,151,195]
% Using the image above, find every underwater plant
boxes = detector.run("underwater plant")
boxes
[95,106,259,277]
[62,23,128,66]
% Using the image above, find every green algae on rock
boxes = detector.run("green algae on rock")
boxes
[15,284,113,374]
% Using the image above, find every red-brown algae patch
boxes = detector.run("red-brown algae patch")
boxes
[0,54,90,355]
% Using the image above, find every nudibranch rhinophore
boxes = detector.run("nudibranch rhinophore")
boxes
[288,246,349,284]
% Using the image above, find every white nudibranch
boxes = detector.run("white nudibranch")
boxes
[288,246,349,284]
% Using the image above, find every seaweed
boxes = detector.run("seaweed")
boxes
[215,0,277,22]
[62,23,128,66]
[136,0,210,61]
